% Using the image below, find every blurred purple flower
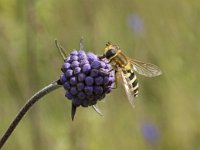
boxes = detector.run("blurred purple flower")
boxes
[127,14,144,35]
[140,122,160,143]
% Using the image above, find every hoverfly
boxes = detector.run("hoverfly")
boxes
[100,42,162,108]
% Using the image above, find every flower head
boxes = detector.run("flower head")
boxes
[59,41,114,120]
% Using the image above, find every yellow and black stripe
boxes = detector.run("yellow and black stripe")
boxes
[123,69,139,97]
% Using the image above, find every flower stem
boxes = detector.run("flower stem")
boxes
[0,80,62,149]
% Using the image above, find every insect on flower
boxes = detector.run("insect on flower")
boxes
[99,42,162,108]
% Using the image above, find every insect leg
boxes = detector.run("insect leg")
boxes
[112,66,119,89]
[98,55,105,59]
[99,68,114,75]
[112,69,119,89]
[98,56,111,64]
[108,68,114,73]
[104,60,111,64]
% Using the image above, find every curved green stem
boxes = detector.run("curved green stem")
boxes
[0,80,62,149]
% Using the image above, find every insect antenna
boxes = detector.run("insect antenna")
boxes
[106,42,111,46]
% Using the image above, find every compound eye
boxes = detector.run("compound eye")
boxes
[105,49,117,59]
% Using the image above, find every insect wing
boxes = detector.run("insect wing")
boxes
[130,59,162,77]
[120,70,136,108]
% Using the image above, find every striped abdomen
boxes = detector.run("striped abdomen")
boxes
[123,69,139,97]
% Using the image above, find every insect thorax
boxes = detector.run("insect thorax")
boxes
[110,51,129,69]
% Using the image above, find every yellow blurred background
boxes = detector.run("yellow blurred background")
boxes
[0,0,200,149]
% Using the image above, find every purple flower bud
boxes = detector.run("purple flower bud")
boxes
[80,59,89,66]
[71,61,80,68]
[65,92,73,100]
[103,76,110,85]
[60,74,67,84]
[91,60,101,69]
[70,50,78,56]
[90,69,99,77]
[65,56,70,62]
[70,77,77,85]
[95,93,105,100]
[61,63,71,72]
[87,52,98,62]
[82,64,91,73]
[70,87,78,95]
[85,76,94,86]
[84,86,93,95]
[77,82,84,91]
[86,95,94,101]
[94,86,103,95]
[78,73,86,82]
[95,76,103,85]
[63,82,70,90]
[70,55,79,62]
[65,69,73,78]
[78,53,87,60]
[78,50,85,56]
[74,67,81,75]
[77,92,86,100]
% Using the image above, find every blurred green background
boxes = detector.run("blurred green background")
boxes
[0,0,200,149]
